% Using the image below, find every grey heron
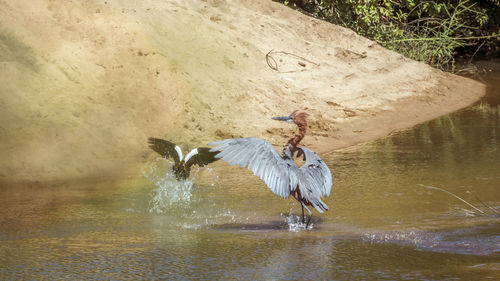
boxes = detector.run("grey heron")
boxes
[209,111,332,228]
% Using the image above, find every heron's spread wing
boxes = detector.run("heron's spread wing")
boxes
[209,138,297,198]
[147,137,181,163]
[184,147,219,169]
[297,146,332,197]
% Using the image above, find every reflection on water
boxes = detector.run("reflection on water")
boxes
[1,73,500,279]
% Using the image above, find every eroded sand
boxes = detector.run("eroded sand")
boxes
[0,0,485,184]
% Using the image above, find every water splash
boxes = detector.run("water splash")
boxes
[283,210,313,232]
[362,224,500,255]
[363,231,426,247]
[203,167,221,187]
[143,159,242,228]
[143,157,199,214]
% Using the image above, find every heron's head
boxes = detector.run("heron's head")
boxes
[272,110,309,125]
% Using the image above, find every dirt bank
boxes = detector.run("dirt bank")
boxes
[0,0,485,184]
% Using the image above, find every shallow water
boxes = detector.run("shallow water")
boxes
[1,73,500,280]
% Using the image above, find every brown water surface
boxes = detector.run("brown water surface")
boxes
[1,73,499,280]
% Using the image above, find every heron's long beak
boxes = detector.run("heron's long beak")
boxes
[272,115,295,124]
[272,115,292,121]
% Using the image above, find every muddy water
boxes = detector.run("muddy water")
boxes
[1,73,499,280]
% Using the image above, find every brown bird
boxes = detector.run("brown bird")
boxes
[209,111,332,228]
[148,137,219,180]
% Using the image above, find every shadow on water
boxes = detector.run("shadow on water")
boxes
[213,222,288,231]
[212,217,326,232]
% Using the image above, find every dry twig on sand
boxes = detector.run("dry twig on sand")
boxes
[265,49,320,73]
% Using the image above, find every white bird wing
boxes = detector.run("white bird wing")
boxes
[209,137,297,198]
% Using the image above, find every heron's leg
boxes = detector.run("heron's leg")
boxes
[301,204,305,223]
[301,202,312,228]
[306,214,312,229]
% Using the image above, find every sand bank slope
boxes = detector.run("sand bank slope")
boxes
[0,0,485,183]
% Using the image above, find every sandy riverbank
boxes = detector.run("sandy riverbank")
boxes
[0,0,485,184]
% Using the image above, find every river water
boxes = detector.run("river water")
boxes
[1,73,499,280]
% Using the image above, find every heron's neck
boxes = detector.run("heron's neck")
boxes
[287,121,307,148]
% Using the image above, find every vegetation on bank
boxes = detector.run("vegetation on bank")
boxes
[277,0,500,71]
